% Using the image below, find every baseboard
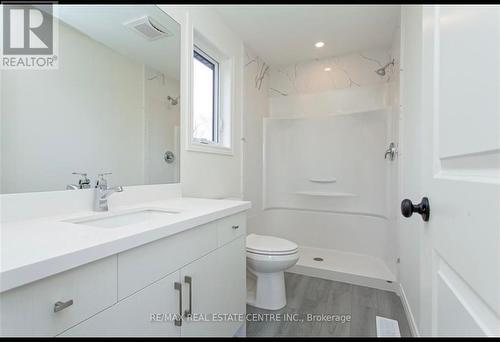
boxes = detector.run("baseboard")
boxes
[397,283,420,337]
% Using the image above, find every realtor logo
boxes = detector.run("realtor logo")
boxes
[1,2,58,69]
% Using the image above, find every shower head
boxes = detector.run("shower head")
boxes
[375,59,395,76]
[375,67,387,76]
[167,95,179,106]
[147,72,165,84]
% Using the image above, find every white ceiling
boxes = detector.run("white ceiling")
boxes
[214,5,400,66]
[57,5,180,80]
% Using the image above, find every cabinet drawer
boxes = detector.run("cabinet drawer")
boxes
[60,270,181,337]
[216,212,246,247]
[118,222,217,300]
[0,256,117,337]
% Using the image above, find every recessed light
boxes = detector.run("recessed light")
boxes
[324,67,331,72]
[315,41,325,48]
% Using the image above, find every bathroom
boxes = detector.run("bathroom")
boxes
[1,4,498,338]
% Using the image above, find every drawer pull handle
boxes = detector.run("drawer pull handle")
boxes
[184,276,192,318]
[232,225,239,230]
[174,282,182,326]
[54,299,73,312]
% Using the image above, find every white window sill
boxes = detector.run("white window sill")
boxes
[187,141,234,156]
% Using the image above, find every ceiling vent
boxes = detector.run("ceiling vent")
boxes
[124,16,172,41]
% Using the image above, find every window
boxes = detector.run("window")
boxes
[189,32,233,155]
[192,46,219,144]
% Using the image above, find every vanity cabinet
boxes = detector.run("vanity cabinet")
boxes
[0,212,247,337]
[62,236,246,337]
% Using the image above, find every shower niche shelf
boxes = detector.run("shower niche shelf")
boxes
[308,178,337,184]
[294,191,357,198]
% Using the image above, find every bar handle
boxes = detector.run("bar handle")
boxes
[54,299,73,313]
[184,276,192,318]
[174,282,182,326]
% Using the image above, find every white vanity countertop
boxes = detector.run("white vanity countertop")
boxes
[0,197,251,293]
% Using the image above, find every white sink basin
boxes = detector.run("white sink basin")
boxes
[65,208,179,228]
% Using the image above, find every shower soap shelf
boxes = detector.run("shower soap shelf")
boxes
[294,191,357,197]
[308,178,337,183]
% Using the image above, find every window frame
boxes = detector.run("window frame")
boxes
[187,30,234,156]
[192,45,220,145]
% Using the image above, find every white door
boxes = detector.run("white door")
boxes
[400,5,500,337]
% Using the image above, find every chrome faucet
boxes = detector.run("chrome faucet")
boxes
[67,172,91,190]
[94,173,123,211]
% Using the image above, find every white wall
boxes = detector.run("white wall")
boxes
[1,22,144,193]
[242,47,269,230]
[159,6,245,199]
[398,5,423,335]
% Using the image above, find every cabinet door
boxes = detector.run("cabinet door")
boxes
[60,271,182,337]
[180,236,246,337]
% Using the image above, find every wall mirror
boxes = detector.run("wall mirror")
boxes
[1,5,180,194]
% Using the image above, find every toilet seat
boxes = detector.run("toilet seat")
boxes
[246,234,298,256]
[247,249,298,256]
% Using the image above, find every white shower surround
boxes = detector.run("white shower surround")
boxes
[260,109,396,286]
[243,44,400,289]
[263,111,388,218]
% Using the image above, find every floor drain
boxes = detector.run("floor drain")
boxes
[313,257,324,262]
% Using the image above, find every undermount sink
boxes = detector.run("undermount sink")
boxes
[65,208,179,228]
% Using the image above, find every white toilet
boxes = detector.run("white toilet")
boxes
[246,234,299,310]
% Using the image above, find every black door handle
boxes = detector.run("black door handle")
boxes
[401,197,430,222]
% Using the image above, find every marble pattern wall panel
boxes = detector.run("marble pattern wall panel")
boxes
[267,47,399,118]
[269,47,396,97]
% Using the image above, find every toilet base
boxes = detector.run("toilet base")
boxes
[247,268,287,310]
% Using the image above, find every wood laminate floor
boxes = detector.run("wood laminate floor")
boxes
[246,272,411,337]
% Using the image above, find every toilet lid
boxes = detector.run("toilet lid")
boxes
[246,234,298,255]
